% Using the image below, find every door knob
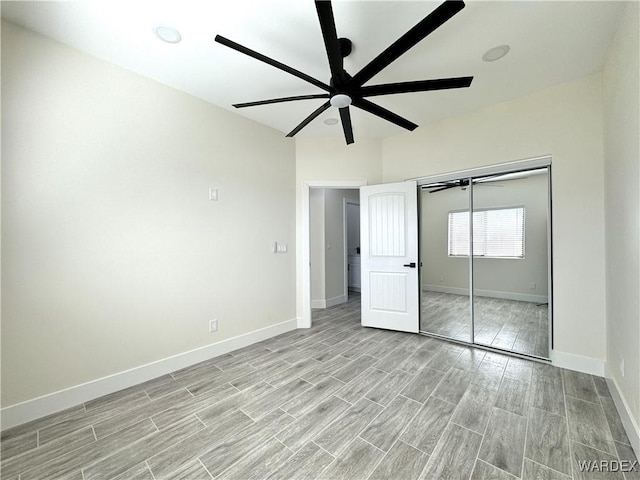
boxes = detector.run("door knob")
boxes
[403,262,416,268]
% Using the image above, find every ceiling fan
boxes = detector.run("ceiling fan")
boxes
[214,0,473,145]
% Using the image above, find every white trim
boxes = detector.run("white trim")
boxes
[551,350,605,376]
[604,365,640,458]
[300,180,367,329]
[412,155,552,186]
[1,318,297,431]
[311,299,327,309]
[423,285,548,304]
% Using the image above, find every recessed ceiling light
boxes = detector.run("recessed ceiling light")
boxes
[324,118,339,126]
[153,25,182,44]
[482,45,510,62]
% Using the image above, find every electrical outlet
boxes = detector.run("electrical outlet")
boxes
[620,356,625,378]
[529,282,537,290]
[439,276,444,283]
[209,319,218,333]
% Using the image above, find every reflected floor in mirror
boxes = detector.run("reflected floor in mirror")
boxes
[420,291,549,359]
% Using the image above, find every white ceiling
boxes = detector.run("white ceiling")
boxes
[1,1,624,140]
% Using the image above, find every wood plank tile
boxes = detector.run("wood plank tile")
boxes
[592,375,612,398]
[314,398,383,457]
[368,440,429,480]
[522,459,572,480]
[19,419,156,480]
[571,441,624,480]
[419,423,482,479]
[451,383,497,434]
[614,441,640,480]
[0,430,38,460]
[365,369,414,406]
[478,407,527,477]
[83,415,204,480]
[600,396,631,445]
[276,396,351,451]
[185,363,256,396]
[360,395,421,452]
[147,410,253,479]
[265,442,334,480]
[495,376,530,417]
[1,426,96,479]
[216,437,293,480]
[300,355,350,385]
[431,367,473,405]
[530,373,566,417]
[472,459,518,479]
[319,437,381,480]
[566,396,617,455]
[200,409,295,477]
[265,358,322,388]
[229,360,291,391]
[195,382,273,426]
[400,396,456,455]
[526,407,572,476]
[281,377,344,418]
[164,460,212,480]
[396,345,439,374]
[334,368,388,404]
[563,369,599,404]
[93,388,193,438]
[112,462,156,480]
[150,382,238,430]
[38,390,150,445]
[242,378,313,420]
[401,367,445,403]
[332,355,378,383]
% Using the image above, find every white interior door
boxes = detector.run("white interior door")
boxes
[360,181,419,333]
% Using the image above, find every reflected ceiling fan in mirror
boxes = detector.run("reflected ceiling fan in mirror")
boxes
[214,0,474,145]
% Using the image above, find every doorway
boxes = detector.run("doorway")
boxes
[309,188,360,309]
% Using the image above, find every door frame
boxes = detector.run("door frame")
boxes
[344,199,360,299]
[299,180,367,328]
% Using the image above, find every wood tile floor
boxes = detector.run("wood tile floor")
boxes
[421,291,550,359]
[2,294,638,479]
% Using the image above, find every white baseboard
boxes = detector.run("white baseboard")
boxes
[311,295,347,310]
[604,365,640,458]
[423,285,548,304]
[0,318,298,431]
[552,350,605,376]
[311,299,326,309]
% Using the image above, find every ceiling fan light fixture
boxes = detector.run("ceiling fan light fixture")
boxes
[153,25,182,44]
[330,94,352,108]
[482,44,510,62]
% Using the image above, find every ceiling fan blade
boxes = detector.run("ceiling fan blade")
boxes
[359,77,473,97]
[233,94,330,108]
[427,185,456,193]
[351,1,466,87]
[286,101,331,137]
[215,35,331,92]
[315,0,345,83]
[339,107,354,145]
[352,98,418,131]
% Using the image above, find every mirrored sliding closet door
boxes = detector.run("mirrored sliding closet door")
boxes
[419,166,551,360]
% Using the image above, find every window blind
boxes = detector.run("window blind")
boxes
[448,207,525,258]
